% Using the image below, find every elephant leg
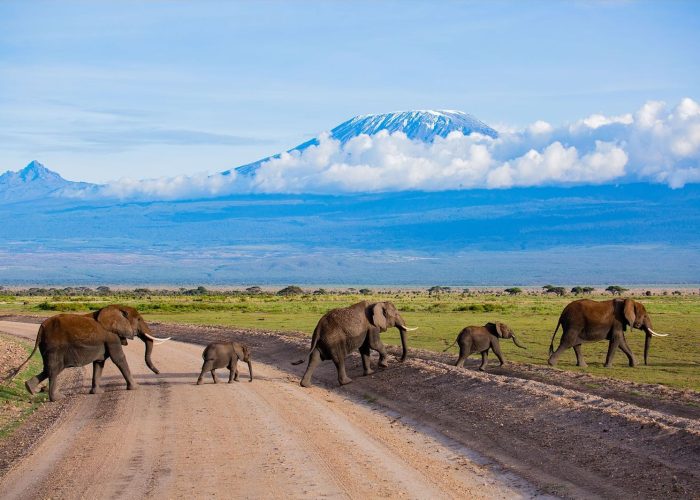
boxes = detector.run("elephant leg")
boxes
[229,360,238,383]
[359,342,374,376]
[478,351,489,371]
[491,341,505,367]
[368,332,388,368]
[25,369,48,395]
[90,360,106,394]
[300,349,322,388]
[618,336,637,367]
[548,332,577,366]
[333,355,352,386]
[110,351,137,390]
[198,360,213,384]
[604,335,621,368]
[211,369,219,383]
[48,369,62,402]
[573,344,587,367]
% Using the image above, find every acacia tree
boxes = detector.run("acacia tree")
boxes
[606,285,628,295]
[504,287,522,295]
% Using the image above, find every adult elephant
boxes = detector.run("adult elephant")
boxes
[294,300,417,387]
[8,305,170,401]
[548,298,667,368]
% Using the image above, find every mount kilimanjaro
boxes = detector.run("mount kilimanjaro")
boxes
[231,110,498,175]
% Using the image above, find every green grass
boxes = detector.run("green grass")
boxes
[0,334,48,439]
[1,291,698,391]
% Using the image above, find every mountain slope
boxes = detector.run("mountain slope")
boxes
[0,161,96,203]
[233,110,497,175]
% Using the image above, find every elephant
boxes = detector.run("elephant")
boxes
[197,342,253,384]
[443,322,526,370]
[8,305,170,401]
[293,300,417,387]
[548,298,667,368]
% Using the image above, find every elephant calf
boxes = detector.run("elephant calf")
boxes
[444,322,525,371]
[197,342,253,384]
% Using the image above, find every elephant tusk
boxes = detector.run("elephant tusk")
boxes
[143,332,172,344]
[647,328,668,337]
[403,327,419,331]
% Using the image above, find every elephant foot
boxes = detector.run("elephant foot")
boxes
[127,383,138,390]
[339,377,353,386]
[603,363,612,368]
[547,358,557,366]
[576,362,588,368]
[90,387,104,394]
[378,360,389,369]
[196,379,203,385]
[25,380,37,395]
[49,393,64,402]
[478,366,486,372]
[300,379,313,388]
[363,368,375,376]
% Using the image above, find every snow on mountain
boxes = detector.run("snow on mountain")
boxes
[232,110,497,175]
[0,161,96,203]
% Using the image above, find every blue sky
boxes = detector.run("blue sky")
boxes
[1,1,699,183]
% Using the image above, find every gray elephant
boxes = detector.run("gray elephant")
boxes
[548,298,667,367]
[197,342,253,384]
[7,305,170,402]
[293,300,417,387]
[444,322,526,370]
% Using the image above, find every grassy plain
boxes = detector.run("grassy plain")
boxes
[0,291,698,391]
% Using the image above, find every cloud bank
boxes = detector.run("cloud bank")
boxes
[100,98,700,198]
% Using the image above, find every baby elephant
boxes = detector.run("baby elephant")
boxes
[444,322,526,370]
[197,342,253,384]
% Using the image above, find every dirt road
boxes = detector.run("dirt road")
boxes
[0,321,541,499]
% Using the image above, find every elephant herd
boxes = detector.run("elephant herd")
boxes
[5,297,668,400]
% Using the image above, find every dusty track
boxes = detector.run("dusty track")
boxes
[0,321,541,499]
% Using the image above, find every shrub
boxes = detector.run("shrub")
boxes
[277,286,304,296]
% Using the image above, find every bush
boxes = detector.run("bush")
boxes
[277,286,304,296]
[504,287,522,295]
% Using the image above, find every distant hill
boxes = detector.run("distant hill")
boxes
[231,110,498,175]
[0,161,96,203]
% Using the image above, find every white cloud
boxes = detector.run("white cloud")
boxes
[95,97,700,198]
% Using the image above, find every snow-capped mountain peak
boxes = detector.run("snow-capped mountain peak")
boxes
[330,110,498,143]
[233,109,497,175]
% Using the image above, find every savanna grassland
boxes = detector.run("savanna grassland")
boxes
[0,289,698,391]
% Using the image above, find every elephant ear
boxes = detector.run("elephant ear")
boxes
[96,306,135,339]
[623,299,636,327]
[371,303,388,332]
[496,322,512,338]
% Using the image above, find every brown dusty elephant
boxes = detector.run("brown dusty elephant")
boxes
[197,342,253,384]
[548,298,667,367]
[7,305,170,401]
[293,300,417,387]
[443,322,526,370]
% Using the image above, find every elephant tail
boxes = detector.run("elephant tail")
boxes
[291,325,321,365]
[442,338,458,352]
[548,320,561,356]
[2,324,42,383]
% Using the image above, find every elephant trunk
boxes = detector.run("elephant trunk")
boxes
[247,360,253,382]
[139,334,160,374]
[511,334,527,349]
[644,331,651,366]
[398,327,408,362]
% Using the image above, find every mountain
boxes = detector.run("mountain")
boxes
[232,110,498,175]
[0,161,95,203]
